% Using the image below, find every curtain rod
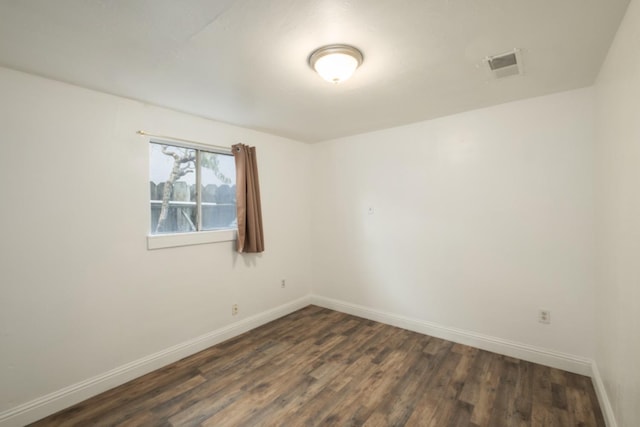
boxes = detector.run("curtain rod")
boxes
[136,130,231,152]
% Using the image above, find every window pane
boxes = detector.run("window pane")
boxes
[200,151,237,231]
[149,143,197,234]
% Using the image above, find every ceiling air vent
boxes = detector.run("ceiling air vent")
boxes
[484,49,523,79]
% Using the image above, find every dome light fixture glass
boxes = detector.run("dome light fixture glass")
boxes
[309,44,364,84]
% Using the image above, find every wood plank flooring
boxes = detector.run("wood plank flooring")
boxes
[30,306,605,427]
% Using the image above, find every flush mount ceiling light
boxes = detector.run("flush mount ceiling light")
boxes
[309,44,364,84]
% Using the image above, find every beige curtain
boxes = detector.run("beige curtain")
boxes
[232,143,264,253]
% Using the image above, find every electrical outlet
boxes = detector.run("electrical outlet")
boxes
[281,279,286,288]
[538,309,551,324]
[232,304,239,316]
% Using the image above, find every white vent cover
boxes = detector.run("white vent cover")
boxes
[484,49,524,79]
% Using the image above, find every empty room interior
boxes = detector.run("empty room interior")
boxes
[0,0,639,426]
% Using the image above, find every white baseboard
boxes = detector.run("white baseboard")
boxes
[310,295,621,426]
[591,361,618,427]
[0,296,311,427]
[2,295,617,427]
[310,295,592,376]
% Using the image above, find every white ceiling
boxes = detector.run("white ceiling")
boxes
[0,0,630,142]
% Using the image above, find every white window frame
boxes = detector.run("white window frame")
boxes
[147,229,236,250]
[147,138,237,250]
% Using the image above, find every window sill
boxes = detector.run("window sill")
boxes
[147,229,236,250]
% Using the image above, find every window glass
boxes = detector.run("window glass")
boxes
[149,142,236,235]
[200,151,237,231]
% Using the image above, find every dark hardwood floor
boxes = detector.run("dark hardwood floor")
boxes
[31,305,605,426]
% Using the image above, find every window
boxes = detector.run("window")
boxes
[148,140,236,248]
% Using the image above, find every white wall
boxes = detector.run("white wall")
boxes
[594,0,640,425]
[311,88,596,359]
[0,67,312,415]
